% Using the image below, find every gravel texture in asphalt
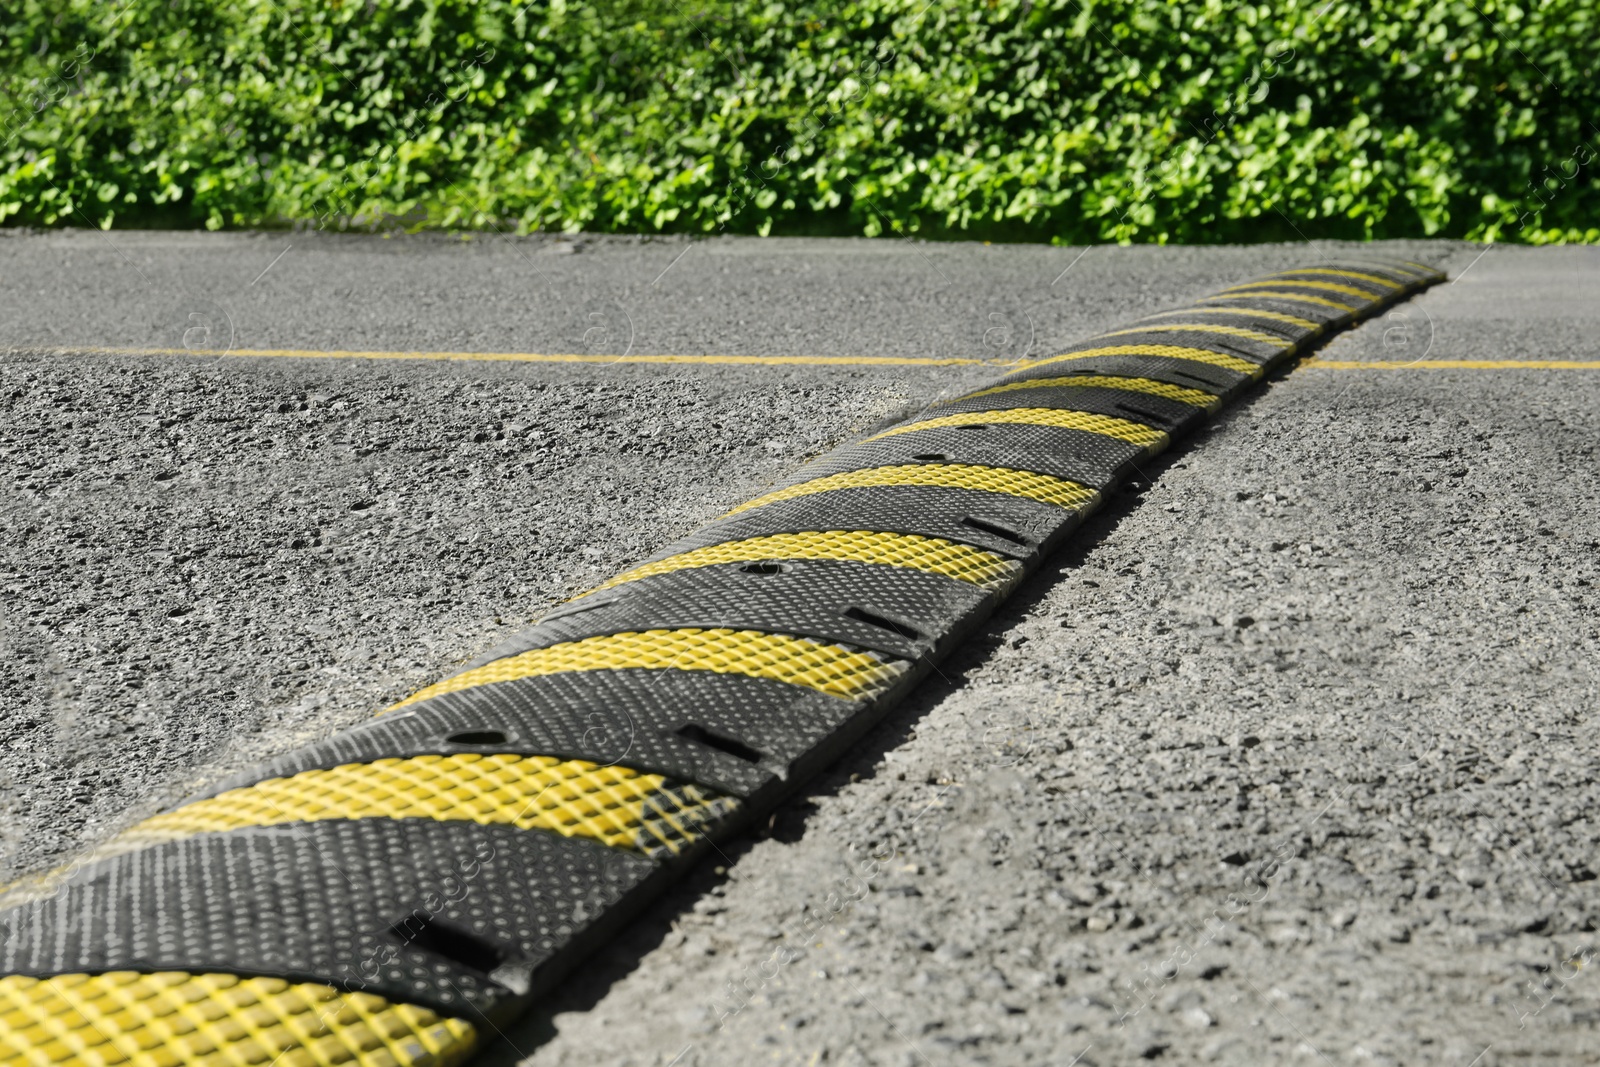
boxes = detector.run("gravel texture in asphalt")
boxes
[2,233,1594,1065]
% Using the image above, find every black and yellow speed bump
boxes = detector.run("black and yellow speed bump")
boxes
[0,259,1443,1064]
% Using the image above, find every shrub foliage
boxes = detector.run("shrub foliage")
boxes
[2,0,1595,241]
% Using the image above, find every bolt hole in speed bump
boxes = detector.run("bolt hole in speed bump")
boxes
[0,260,1444,1065]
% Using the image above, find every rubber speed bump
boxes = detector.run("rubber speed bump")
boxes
[0,259,1443,1064]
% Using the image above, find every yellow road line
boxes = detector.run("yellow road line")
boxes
[44,345,1013,368]
[39,350,1585,375]
[1302,358,1600,370]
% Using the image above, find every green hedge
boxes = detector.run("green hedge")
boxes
[2,0,1596,242]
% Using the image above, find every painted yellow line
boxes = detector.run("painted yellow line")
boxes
[1302,358,1600,370]
[45,345,1012,369]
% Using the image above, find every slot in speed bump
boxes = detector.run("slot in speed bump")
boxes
[585,531,1022,597]
[0,258,1444,1065]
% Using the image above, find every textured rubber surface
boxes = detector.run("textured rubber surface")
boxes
[951,372,1224,412]
[990,351,1255,397]
[0,259,1443,1064]
[762,425,1139,498]
[198,670,863,801]
[1133,305,1323,339]
[1096,322,1300,349]
[927,379,1212,434]
[587,530,1021,597]
[1,820,661,1022]
[1030,343,1268,375]
[392,628,910,711]
[646,484,1078,560]
[726,462,1101,515]
[114,755,736,860]
[0,972,477,1067]
[864,408,1167,451]
[490,557,994,662]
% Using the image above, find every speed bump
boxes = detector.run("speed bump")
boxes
[0,259,1443,1064]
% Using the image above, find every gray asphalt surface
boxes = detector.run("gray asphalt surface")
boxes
[2,233,1595,1065]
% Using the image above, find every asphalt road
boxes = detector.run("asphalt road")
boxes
[2,232,1596,1065]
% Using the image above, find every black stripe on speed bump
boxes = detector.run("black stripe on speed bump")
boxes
[768,423,1146,493]
[927,384,1207,434]
[1076,328,1288,362]
[0,819,659,1025]
[198,668,865,800]
[648,484,1077,560]
[996,353,1253,397]
[476,557,995,663]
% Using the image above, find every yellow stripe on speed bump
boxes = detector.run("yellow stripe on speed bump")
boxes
[0,971,476,1067]
[1267,268,1404,290]
[725,464,1100,516]
[864,408,1169,452]
[385,629,909,712]
[1224,279,1378,301]
[585,531,1021,597]
[953,374,1221,410]
[1021,345,1263,377]
[1136,307,1322,332]
[1098,323,1295,347]
[1200,291,1357,313]
[115,755,735,858]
